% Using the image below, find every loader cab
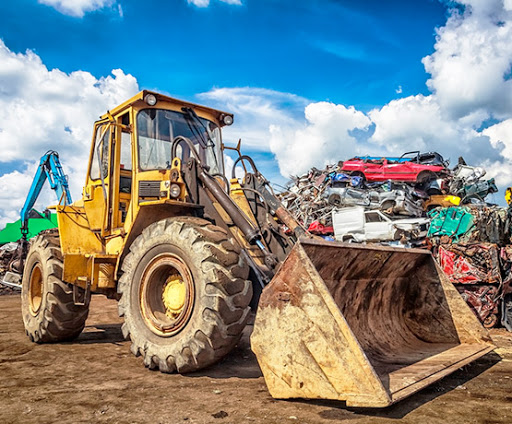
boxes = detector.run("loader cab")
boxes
[82,90,232,242]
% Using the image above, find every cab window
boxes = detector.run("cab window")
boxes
[137,109,222,174]
[90,124,111,180]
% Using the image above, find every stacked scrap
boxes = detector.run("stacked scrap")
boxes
[280,151,497,245]
[280,165,426,230]
[427,205,512,329]
[0,242,20,295]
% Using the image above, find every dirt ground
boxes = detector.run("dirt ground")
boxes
[0,294,511,424]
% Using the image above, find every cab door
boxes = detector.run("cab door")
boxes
[83,122,115,234]
[111,113,133,230]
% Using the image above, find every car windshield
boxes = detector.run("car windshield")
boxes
[137,109,223,174]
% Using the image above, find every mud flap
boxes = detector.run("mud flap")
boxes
[250,239,495,407]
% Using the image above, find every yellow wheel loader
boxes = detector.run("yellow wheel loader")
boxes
[19,91,494,407]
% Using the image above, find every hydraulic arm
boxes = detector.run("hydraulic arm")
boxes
[1,151,72,284]
[20,150,72,239]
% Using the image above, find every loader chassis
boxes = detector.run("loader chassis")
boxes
[20,90,495,408]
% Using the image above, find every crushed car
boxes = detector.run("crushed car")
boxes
[341,151,449,183]
[332,206,430,244]
[325,185,425,217]
[353,151,448,166]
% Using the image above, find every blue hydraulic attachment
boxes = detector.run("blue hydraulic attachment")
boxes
[20,150,72,240]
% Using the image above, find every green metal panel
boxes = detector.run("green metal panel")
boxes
[428,206,475,241]
[0,210,58,244]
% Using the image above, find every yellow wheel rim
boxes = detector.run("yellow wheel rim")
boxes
[29,264,43,315]
[139,253,194,337]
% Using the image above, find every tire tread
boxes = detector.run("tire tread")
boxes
[118,217,251,373]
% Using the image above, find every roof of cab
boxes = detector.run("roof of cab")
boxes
[100,90,234,126]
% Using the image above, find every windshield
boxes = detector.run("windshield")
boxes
[137,109,223,174]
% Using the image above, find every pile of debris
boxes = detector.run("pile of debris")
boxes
[0,208,58,295]
[279,166,427,234]
[427,204,512,330]
[0,242,21,295]
[279,152,498,246]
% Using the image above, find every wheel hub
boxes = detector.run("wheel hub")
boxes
[483,313,497,328]
[162,274,186,317]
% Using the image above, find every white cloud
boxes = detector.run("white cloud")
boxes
[269,102,371,177]
[484,119,512,161]
[0,40,139,228]
[0,164,59,230]
[367,95,498,165]
[198,85,502,182]
[422,1,512,119]
[198,87,308,151]
[188,0,242,8]
[223,155,245,181]
[188,0,210,7]
[39,0,115,18]
[0,170,38,230]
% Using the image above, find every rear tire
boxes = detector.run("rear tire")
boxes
[350,171,366,182]
[21,230,90,343]
[416,171,435,183]
[118,217,252,373]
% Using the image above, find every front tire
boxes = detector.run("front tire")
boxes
[21,230,90,343]
[118,217,252,373]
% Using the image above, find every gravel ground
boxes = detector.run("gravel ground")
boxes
[1,294,511,424]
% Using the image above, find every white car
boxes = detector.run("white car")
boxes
[332,206,430,243]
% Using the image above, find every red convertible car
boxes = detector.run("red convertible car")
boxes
[341,151,449,183]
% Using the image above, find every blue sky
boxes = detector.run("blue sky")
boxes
[1,0,447,108]
[0,0,511,226]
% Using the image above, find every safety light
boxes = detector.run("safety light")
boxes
[169,183,181,199]
[222,114,234,126]
[144,94,157,106]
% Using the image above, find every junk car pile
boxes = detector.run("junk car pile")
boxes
[428,205,512,330]
[280,151,511,329]
[0,242,21,295]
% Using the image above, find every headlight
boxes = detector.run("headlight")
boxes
[169,183,181,198]
[144,93,157,106]
[222,114,233,126]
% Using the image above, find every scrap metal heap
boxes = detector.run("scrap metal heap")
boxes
[280,164,426,230]
[279,152,497,243]
[0,242,20,295]
[427,205,512,330]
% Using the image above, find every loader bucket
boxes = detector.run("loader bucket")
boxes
[250,239,494,408]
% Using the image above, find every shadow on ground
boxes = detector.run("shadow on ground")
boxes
[302,351,502,420]
[73,323,125,345]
